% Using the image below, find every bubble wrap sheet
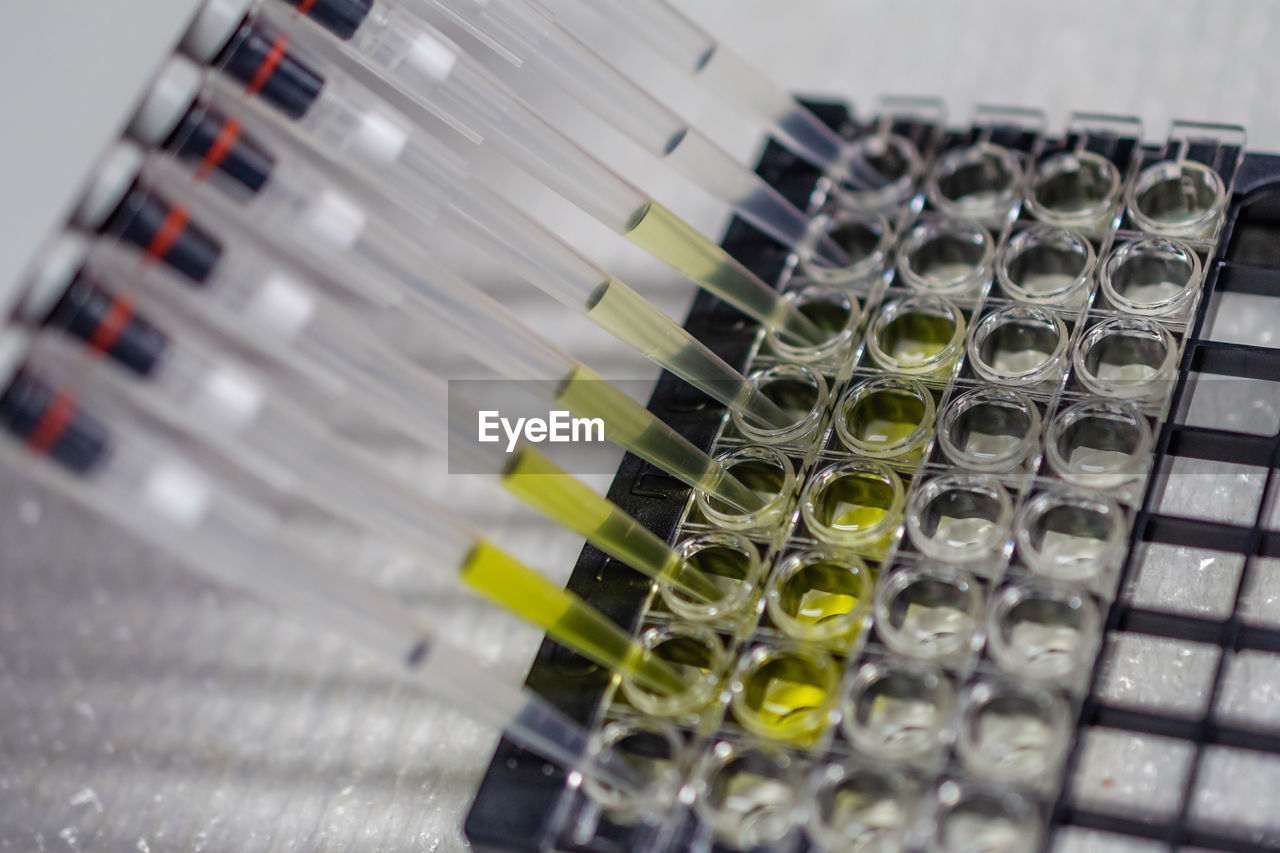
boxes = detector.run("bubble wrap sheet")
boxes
[5,1,1280,850]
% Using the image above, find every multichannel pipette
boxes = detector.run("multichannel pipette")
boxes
[27,233,720,605]
[129,56,793,432]
[22,328,688,696]
[0,339,640,792]
[548,0,873,189]
[180,0,826,346]
[379,0,853,269]
[73,141,767,513]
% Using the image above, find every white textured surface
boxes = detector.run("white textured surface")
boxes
[1216,651,1280,730]
[1184,375,1280,436]
[1070,728,1195,822]
[1097,633,1221,718]
[1156,457,1268,525]
[1239,558,1280,628]
[1052,827,1165,853]
[1126,543,1244,619]
[7,1,1280,851]
[1191,747,1280,838]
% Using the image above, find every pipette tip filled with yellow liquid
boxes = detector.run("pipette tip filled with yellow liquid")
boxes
[625,201,827,347]
[554,365,767,514]
[461,541,690,695]
[500,448,724,603]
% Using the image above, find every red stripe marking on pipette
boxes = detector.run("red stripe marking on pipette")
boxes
[246,32,290,96]
[296,0,320,15]
[88,294,135,356]
[196,117,243,180]
[143,207,190,264]
[26,390,76,455]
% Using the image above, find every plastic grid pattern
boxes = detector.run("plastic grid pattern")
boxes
[465,101,1280,852]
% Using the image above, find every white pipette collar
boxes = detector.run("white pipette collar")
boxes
[0,328,34,393]
[132,56,206,146]
[182,0,254,63]
[19,234,91,322]
[74,142,145,232]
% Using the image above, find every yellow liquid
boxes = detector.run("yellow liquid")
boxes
[625,201,824,346]
[624,633,724,714]
[555,365,764,513]
[737,656,832,742]
[877,312,958,371]
[844,389,929,453]
[811,473,901,545]
[776,561,864,628]
[833,505,888,529]
[702,458,786,521]
[460,541,687,695]
[798,298,853,338]
[586,278,791,429]
[669,542,755,610]
[501,449,722,602]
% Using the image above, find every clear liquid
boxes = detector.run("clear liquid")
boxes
[1037,529,1109,566]
[1067,446,1133,476]
[864,693,941,752]
[1019,271,1077,296]
[948,403,1031,466]
[1094,361,1158,382]
[972,708,1055,777]
[460,542,687,694]
[931,515,999,550]
[1007,622,1082,674]
[903,601,972,647]
[1121,280,1183,304]
[625,201,824,345]
[979,324,1059,377]
[826,791,907,847]
[501,450,721,602]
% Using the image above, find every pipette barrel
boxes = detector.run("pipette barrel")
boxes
[218,22,325,119]
[103,187,223,283]
[42,275,169,376]
[130,54,794,429]
[168,102,277,192]
[101,141,767,512]
[20,327,689,698]
[223,1,824,345]
[0,369,109,473]
[146,56,794,428]
[36,237,720,606]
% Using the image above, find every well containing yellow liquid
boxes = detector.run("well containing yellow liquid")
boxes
[801,460,906,549]
[867,295,967,378]
[731,644,840,744]
[835,376,936,460]
[766,549,872,647]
